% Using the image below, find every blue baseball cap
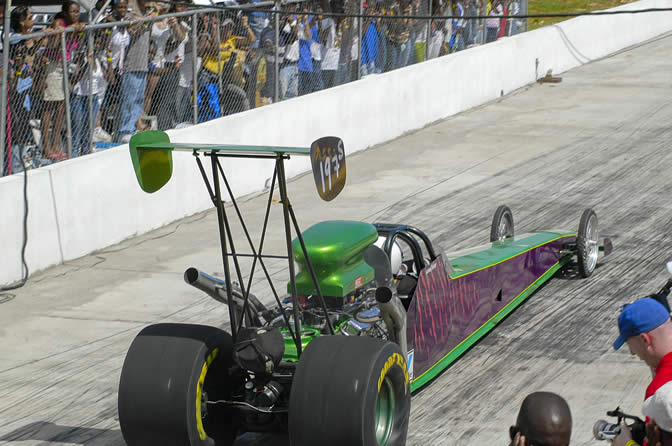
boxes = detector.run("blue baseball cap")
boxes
[613,297,671,350]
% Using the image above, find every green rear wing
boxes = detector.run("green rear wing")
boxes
[129,130,346,200]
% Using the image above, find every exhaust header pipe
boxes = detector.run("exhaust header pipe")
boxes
[184,267,270,322]
[376,286,408,356]
[364,245,409,357]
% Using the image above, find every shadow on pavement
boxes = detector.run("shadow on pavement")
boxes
[234,432,289,445]
[0,421,122,444]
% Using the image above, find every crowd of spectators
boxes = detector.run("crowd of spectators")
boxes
[1,0,523,175]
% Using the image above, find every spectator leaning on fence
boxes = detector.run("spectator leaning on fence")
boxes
[118,0,152,143]
[497,0,509,38]
[99,0,130,141]
[384,3,411,72]
[450,1,466,52]
[5,43,33,174]
[247,0,270,47]
[486,0,502,42]
[198,15,256,120]
[319,14,339,88]
[172,0,206,125]
[297,10,315,95]
[143,1,186,130]
[360,3,379,76]
[5,6,41,173]
[39,2,85,160]
[278,12,300,99]
[464,0,477,46]
[70,33,115,156]
[308,5,324,93]
[339,1,360,83]
[509,0,521,35]
[427,2,449,60]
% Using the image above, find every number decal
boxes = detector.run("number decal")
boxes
[319,156,326,194]
[324,156,332,191]
[332,155,339,178]
[310,137,346,201]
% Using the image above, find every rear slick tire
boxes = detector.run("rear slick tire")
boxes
[288,336,411,446]
[118,323,236,446]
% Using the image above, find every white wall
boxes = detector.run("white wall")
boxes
[2,0,671,285]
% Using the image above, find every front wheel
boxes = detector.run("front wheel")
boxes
[118,323,237,446]
[289,336,411,446]
[577,209,599,278]
[490,205,514,242]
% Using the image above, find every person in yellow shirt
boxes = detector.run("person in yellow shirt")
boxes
[197,15,257,120]
[202,15,256,88]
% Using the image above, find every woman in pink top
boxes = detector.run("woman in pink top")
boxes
[40,1,85,160]
[485,0,503,43]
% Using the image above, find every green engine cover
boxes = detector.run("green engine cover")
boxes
[290,220,378,298]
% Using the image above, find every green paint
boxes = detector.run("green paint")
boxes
[129,130,174,193]
[136,141,310,155]
[280,326,321,362]
[291,221,378,297]
[128,130,312,194]
[409,256,572,392]
[448,231,575,278]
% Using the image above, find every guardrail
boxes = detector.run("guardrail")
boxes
[1,0,528,177]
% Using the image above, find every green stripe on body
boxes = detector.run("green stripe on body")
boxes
[448,232,575,279]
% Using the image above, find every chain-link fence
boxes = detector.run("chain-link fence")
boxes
[1,0,527,176]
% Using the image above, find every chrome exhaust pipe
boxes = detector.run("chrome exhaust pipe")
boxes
[184,267,270,321]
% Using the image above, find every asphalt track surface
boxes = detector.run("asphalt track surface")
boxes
[2,32,672,446]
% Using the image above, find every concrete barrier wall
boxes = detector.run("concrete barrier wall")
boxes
[2,0,671,285]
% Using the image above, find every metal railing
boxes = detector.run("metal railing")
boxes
[1,0,528,176]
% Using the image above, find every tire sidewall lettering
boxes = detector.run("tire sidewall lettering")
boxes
[377,352,409,393]
[195,347,219,441]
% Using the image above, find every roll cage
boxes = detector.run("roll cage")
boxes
[374,223,439,274]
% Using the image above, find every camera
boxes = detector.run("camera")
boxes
[593,407,646,443]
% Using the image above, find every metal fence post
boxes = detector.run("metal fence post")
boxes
[274,0,280,103]
[0,0,12,175]
[425,0,432,61]
[87,24,95,156]
[192,13,198,125]
[216,11,223,97]
[61,31,73,158]
[357,0,362,80]
[481,8,487,44]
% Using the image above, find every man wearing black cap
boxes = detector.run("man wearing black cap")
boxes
[509,392,572,446]
[611,297,672,446]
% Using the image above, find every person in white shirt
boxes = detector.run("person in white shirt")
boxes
[279,12,301,99]
[70,34,116,156]
[320,16,339,88]
[142,2,186,129]
[509,0,521,35]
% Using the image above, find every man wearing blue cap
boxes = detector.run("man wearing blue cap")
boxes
[611,298,672,446]
[614,297,672,386]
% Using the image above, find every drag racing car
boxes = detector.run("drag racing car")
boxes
[118,131,612,446]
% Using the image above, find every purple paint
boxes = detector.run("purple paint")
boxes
[406,237,572,380]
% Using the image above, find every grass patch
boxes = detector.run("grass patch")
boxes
[528,0,636,29]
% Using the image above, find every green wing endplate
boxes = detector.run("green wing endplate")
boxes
[129,130,312,194]
[129,131,173,193]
